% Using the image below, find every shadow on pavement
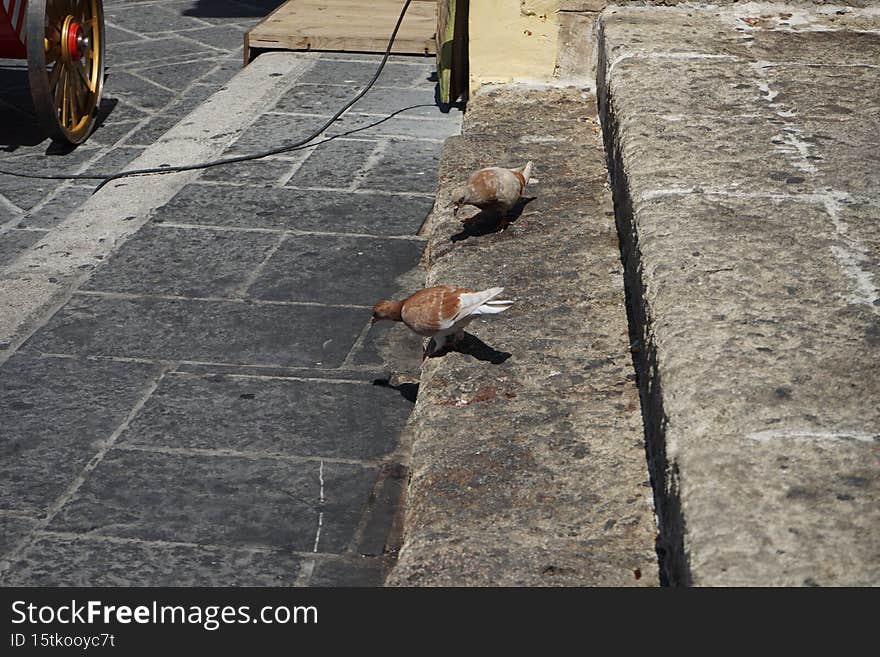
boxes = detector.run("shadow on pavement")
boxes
[182,0,287,19]
[0,65,118,152]
[433,332,512,364]
[373,378,419,404]
[0,66,45,148]
[451,196,536,243]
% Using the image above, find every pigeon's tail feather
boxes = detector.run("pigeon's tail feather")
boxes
[481,286,505,300]
[474,287,513,315]
[476,298,514,315]
[455,287,506,320]
[515,161,533,184]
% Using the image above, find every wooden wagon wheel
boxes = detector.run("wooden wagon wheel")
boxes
[27,0,105,144]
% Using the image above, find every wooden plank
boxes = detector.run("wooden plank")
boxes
[246,0,437,62]
[435,0,467,104]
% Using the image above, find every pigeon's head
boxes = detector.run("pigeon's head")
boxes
[452,186,467,216]
[371,300,403,325]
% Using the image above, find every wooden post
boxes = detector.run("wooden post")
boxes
[436,0,467,104]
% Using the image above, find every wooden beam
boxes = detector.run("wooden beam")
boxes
[246,0,438,64]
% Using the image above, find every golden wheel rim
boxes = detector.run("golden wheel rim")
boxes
[29,0,105,144]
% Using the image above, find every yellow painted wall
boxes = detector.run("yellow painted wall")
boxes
[468,0,561,92]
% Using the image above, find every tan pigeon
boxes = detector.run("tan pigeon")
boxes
[453,162,533,225]
[371,285,514,364]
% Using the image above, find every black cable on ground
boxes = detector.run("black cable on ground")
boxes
[0,0,416,193]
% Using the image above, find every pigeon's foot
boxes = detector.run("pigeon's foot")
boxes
[420,338,437,368]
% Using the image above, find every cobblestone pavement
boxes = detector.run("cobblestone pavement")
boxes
[0,0,284,265]
[0,2,462,585]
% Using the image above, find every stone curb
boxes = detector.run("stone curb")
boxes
[385,85,658,586]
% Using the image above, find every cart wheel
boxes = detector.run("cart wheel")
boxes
[27,0,105,145]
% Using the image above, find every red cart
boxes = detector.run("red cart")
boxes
[0,0,104,143]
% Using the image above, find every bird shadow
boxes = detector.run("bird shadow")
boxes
[450,196,537,243]
[432,332,511,364]
[372,378,420,404]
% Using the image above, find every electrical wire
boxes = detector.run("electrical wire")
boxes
[0,0,418,192]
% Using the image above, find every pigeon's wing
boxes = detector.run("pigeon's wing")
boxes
[402,286,474,334]
[465,169,504,205]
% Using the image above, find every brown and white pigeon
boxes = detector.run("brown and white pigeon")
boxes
[453,162,533,225]
[371,285,514,364]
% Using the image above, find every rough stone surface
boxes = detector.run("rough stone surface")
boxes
[598,2,880,585]
[386,87,658,586]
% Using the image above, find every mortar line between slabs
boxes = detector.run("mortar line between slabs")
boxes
[112,442,386,468]
[348,139,390,193]
[29,530,361,560]
[153,222,427,241]
[72,289,372,309]
[0,509,39,520]
[293,558,317,586]
[165,370,378,385]
[20,350,386,375]
[229,231,288,299]
[340,319,376,370]
[192,179,436,197]
[312,56,437,67]
[267,109,457,124]
[272,147,314,187]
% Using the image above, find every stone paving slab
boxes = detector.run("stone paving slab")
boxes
[199,157,301,185]
[323,114,459,141]
[598,2,880,586]
[119,373,413,460]
[247,233,425,305]
[276,83,441,119]
[18,187,95,231]
[81,225,279,297]
[3,535,302,586]
[309,555,386,586]
[0,517,38,557]
[346,317,425,372]
[25,294,366,368]
[154,184,434,235]
[0,353,161,514]
[47,449,377,552]
[298,58,436,89]
[286,139,380,188]
[358,139,443,194]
